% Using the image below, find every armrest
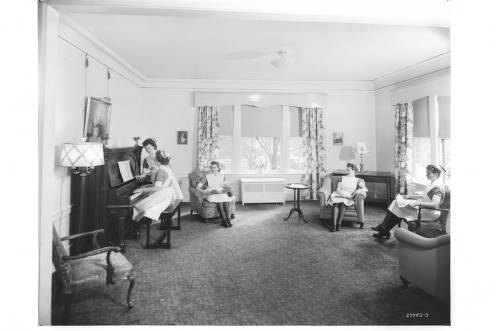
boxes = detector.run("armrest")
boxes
[62,246,121,260]
[59,229,104,242]
[61,229,103,249]
[189,187,205,201]
[394,228,450,249]
[418,205,450,212]
[317,180,332,206]
[354,191,366,200]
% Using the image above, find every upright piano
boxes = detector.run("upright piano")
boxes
[103,145,149,252]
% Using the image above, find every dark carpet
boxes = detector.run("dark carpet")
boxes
[54,201,450,325]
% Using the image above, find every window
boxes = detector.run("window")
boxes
[216,104,305,173]
[412,97,431,180]
[411,96,451,183]
[218,106,233,171]
[289,106,304,170]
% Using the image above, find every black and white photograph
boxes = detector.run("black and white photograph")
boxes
[177,131,188,144]
[16,0,498,329]
[332,131,344,145]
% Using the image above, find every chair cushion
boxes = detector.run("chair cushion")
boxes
[68,252,133,292]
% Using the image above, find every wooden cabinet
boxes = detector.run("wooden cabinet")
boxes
[331,171,396,206]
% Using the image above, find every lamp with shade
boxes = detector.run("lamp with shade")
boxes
[353,142,369,172]
[59,140,105,176]
[59,140,105,253]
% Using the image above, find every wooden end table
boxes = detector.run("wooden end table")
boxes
[284,184,311,223]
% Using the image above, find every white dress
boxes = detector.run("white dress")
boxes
[327,176,361,207]
[132,165,175,222]
[388,182,444,221]
[205,172,235,203]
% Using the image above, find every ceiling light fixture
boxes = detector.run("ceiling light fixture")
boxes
[271,50,293,69]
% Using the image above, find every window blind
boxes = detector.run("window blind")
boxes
[219,106,234,136]
[241,105,282,137]
[438,96,450,139]
[412,97,430,138]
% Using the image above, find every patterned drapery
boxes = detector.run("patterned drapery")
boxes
[196,106,220,170]
[394,102,414,194]
[301,107,327,200]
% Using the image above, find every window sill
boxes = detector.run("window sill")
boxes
[222,170,306,176]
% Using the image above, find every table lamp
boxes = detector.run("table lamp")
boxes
[353,142,369,172]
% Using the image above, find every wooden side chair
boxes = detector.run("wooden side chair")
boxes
[52,226,136,324]
[403,185,451,233]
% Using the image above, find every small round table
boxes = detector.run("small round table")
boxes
[284,183,311,223]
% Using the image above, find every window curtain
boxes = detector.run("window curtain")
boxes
[394,102,413,194]
[197,106,220,170]
[301,107,327,200]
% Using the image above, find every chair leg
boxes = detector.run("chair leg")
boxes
[127,275,135,309]
[190,209,193,215]
[62,293,72,324]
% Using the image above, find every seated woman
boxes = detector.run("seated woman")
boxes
[196,161,235,228]
[371,164,444,239]
[132,150,182,224]
[140,138,159,181]
[327,162,367,231]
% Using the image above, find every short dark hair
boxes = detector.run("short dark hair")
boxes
[142,138,157,149]
[426,164,441,178]
[346,162,359,173]
[210,161,221,171]
[155,150,170,166]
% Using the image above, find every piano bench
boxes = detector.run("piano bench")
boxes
[145,199,183,249]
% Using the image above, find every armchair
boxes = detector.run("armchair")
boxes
[52,226,135,324]
[188,170,236,222]
[402,185,450,233]
[394,228,450,304]
[317,175,366,230]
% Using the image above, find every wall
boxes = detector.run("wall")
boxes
[138,87,376,201]
[374,70,450,172]
[52,20,143,242]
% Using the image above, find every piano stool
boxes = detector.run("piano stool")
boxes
[145,198,183,249]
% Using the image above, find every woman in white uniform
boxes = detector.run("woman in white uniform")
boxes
[197,161,235,228]
[140,138,159,181]
[371,164,445,239]
[327,163,367,231]
[132,150,181,223]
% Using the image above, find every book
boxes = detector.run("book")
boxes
[396,194,417,208]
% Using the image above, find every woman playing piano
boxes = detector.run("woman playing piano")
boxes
[140,138,159,181]
[132,150,183,223]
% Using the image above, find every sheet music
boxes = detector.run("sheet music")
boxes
[118,160,134,182]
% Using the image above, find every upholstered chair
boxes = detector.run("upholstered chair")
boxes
[402,185,451,233]
[52,226,135,324]
[316,174,366,230]
[188,170,236,222]
[394,228,450,304]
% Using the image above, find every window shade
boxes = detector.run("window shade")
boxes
[438,96,450,139]
[412,97,430,138]
[289,106,302,137]
[241,105,282,137]
[219,106,234,136]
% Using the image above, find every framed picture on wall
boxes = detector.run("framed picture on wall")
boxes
[84,97,112,143]
[333,132,344,145]
[177,131,188,144]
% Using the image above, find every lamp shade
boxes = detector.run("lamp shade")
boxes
[353,142,369,155]
[60,142,104,168]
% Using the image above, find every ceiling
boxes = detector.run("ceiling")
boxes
[65,13,450,81]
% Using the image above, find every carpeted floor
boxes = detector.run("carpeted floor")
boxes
[53,201,450,325]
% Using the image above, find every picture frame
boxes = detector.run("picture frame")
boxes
[84,97,112,143]
[177,131,188,144]
[333,132,344,145]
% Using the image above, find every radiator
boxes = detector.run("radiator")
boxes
[240,177,285,205]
